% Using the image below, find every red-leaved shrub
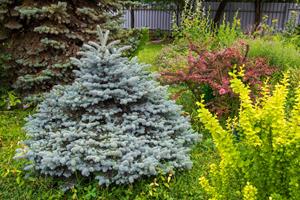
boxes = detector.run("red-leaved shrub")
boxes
[161,41,276,117]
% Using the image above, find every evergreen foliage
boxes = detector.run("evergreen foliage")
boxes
[0,0,132,100]
[15,27,199,186]
[198,68,300,199]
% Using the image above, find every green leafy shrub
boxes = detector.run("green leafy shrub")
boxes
[283,24,300,49]
[293,25,300,46]
[150,29,170,41]
[253,15,279,38]
[172,2,212,46]
[272,11,300,51]
[214,16,243,49]
[283,11,299,38]
[198,70,300,200]
[0,91,21,110]
[172,1,242,50]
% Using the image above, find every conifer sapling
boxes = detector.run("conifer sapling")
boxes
[15,26,199,186]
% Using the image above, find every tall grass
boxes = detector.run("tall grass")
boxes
[247,38,300,71]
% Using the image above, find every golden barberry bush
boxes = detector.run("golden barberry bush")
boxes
[197,69,300,200]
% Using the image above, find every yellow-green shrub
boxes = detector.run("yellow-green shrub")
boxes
[197,69,300,200]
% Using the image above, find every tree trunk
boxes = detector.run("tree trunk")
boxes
[176,4,180,27]
[254,0,262,30]
[213,0,228,26]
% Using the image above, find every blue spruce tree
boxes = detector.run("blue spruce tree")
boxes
[15,26,199,186]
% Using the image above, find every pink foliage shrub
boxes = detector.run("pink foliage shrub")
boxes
[161,41,276,117]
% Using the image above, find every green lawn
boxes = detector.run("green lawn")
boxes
[0,43,216,200]
[137,42,164,71]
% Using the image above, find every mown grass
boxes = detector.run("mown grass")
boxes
[0,43,216,200]
[137,42,164,71]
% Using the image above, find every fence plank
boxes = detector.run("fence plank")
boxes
[123,2,300,31]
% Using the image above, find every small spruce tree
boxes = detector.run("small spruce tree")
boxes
[15,26,199,186]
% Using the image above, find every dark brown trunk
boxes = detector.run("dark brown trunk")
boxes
[254,0,262,29]
[213,0,228,26]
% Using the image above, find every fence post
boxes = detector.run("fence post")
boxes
[130,6,135,29]
[282,4,289,30]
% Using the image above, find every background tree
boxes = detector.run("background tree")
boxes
[0,0,130,101]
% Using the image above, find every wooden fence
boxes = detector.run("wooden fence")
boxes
[122,2,300,31]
